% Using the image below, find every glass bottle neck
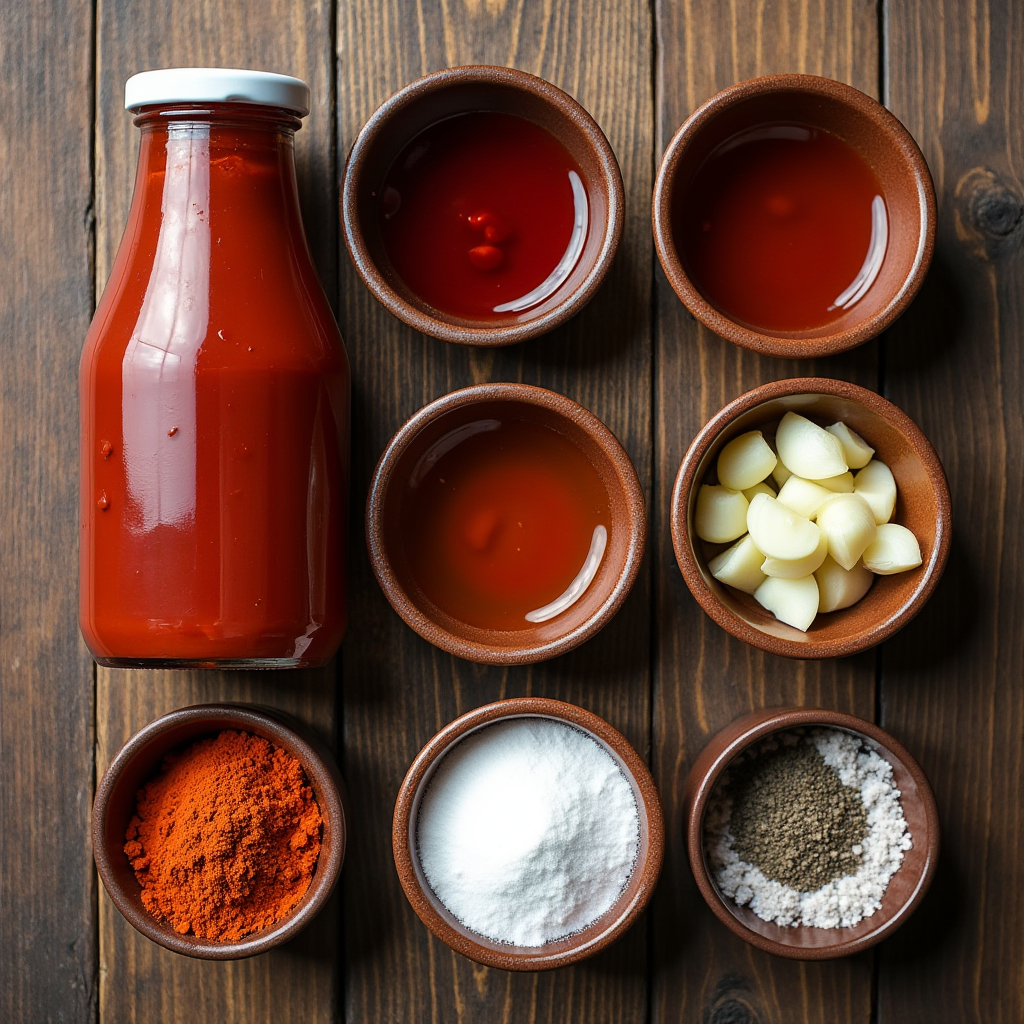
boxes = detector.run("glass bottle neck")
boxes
[129,105,307,232]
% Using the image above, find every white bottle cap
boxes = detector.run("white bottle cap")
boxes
[125,68,310,116]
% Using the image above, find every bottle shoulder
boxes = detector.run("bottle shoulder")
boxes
[84,254,347,374]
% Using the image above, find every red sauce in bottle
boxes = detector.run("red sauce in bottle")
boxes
[401,418,610,631]
[379,112,587,319]
[675,125,887,332]
[80,102,349,668]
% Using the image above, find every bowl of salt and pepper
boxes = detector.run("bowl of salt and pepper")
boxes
[89,66,943,965]
[684,708,939,959]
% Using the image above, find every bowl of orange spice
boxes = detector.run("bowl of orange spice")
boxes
[92,704,347,959]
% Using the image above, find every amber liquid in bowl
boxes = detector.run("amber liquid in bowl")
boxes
[674,124,887,333]
[400,418,610,631]
[379,111,588,320]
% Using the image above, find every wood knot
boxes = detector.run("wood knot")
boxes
[705,974,762,1024]
[708,1001,759,1024]
[955,167,1024,259]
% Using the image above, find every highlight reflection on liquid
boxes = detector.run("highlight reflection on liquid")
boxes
[829,194,888,311]
[525,524,607,623]
[492,170,589,314]
[122,124,211,530]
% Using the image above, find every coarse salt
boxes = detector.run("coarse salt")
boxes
[416,717,640,946]
[705,728,912,929]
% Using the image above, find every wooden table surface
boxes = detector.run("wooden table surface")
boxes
[3,0,1022,1020]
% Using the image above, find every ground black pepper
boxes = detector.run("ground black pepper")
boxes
[726,738,868,892]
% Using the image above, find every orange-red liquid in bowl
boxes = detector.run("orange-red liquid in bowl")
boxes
[675,124,887,333]
[379,112,587,320]
[400,419,610,631]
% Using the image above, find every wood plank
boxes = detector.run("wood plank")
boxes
[0,2,98,1021]
[878,1,1024,1021]
[336,1,653,1020]
[93,2,339,1021]
[651,2,880,1021]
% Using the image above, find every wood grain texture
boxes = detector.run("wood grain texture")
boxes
[878,0,1024,1020]
[93,1,339,1021]
[335,1,653,1021]
[0,1,98,1021]
[651,2,880,1022]
[7,0,1023,1020]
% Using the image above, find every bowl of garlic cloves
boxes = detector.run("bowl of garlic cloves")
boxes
[671,378,951,659]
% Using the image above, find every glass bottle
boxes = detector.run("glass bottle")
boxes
[80,69,349,668]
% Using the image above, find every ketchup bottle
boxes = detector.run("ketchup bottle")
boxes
[80,69,349,668]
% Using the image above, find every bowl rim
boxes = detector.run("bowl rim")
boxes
[366,382,647,664]
[651,72,937,358]
[392,696,665,970]
[683,706,941,959]
[341,63,625,347]
[91,703,347,960]
[670,376,952,659]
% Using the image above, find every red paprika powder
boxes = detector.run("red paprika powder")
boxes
[124,729,322,941]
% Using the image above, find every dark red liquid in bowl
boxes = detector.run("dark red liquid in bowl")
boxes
[400,418,610,631]
[675,124,887,333]
[379,112,587,320]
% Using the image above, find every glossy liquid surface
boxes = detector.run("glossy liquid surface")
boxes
[379,112,587,319]
[79,111,349,667]
[676,125,887,332]
[401,419,610,631]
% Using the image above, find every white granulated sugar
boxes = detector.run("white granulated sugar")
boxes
[416,717,640,946]
[705,728,912,929]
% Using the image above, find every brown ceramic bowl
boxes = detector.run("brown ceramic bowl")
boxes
[684,707,940,959]
[342,65,623,346]
[393,697,665,970]
[653,74,936,358]
[92,704,347,960]
[671,378,951,659]
[367,383,645,664]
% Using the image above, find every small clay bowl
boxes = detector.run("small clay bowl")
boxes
[653,74,936,358]
[92,704,347,960]
[393,697,665,970]
[671,377,951,659]
[684,707,940,959]
[367,383,645,664]
[342,65,623,346]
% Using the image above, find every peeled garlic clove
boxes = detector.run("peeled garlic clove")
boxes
[862,523,923,574]
[746,493,822,561]
[776,476,833,519]
[854,459,897,524]
[814,554,874,612]
[709,534,767,594]
[826,421,875,469]
[776,412,849,480]
[761,527,828,579]
[772,461,793,489]
[695,485,749,544]
[816,471,855,493]
[743,481,777,501]
[754,575,820,632]
[815,493,877,571]
[716,430,778,491]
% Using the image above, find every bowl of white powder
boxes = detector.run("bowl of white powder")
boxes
[393,697,665,970]
[683,707,939,959]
